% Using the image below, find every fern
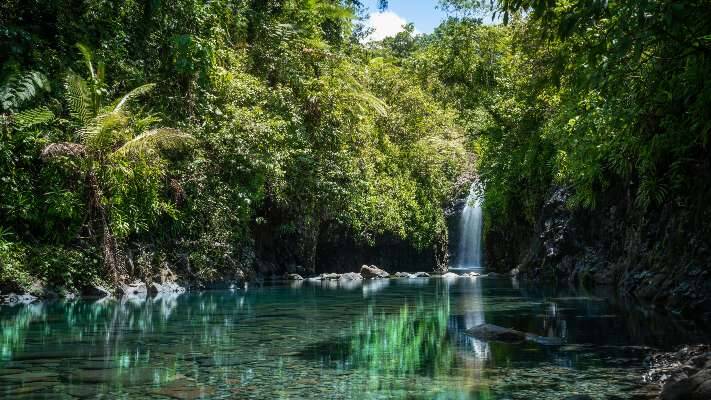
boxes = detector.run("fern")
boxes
[65,72,92,124]
[113,128,195,158]
[112,83,156,112]
[13,106,55,128]
[0,71,50,112]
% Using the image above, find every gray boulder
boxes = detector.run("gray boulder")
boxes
[151,282,186,294]
[394,272,413,278]
[340,272,363,280]
[1,293,38,305]
[286,273,304,281]
[360,265,389,279]
[120,281,147,297]
[411,272,430,278]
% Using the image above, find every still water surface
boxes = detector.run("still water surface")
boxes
[0,277,705,399]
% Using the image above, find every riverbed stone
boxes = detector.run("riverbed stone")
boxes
[360,265,389,279]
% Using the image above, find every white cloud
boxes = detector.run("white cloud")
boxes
[365,11,416,42]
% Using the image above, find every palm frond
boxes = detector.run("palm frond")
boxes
[113,128,195,158]
[65,72,92,124]
[113,83,156,112]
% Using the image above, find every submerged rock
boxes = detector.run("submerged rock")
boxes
[465,324,526,342]
[360,265,389,279]
[340,272,363,280]
[464,323,563,346]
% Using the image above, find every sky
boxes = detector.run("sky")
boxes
[362,0,448,41]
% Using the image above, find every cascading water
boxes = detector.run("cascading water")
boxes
[455,185,483,270]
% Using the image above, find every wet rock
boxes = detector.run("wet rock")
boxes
[360,265,389,279]
[83,285,112,298]
[411,272,430,278]
[151,281,186,294]
[441,272,459,279]
[340,272,363,280]
[461,272,481,278]
[393,272,413,278]
[119,281,147,297]
[1,293,37,305]
[644,345,711,400]
[286,273,304,280]
[465,324,526,342]
[321,273,341,280]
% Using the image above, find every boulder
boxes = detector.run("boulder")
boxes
[151,282,186,294]
[411,272,430,278]
[84,285,112,298]
[360,265,389,279]
[340,272,363,280]
[321,273,341,280]
[119,281,147,297]
[646,345,711,400]
[286,273,304,281]
[394,272,413,278]
[465,324,526,342]
[441,272,460,279]
[461,272,481,278]
[1,293,38,305]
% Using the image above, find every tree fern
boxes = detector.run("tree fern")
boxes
[13,106,54,128]
[113,128,195,158]
[112,83,156,112]
[65,72,92,124]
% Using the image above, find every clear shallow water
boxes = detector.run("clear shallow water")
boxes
[0,277,706,399]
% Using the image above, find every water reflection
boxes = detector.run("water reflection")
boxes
[0,278,707,399]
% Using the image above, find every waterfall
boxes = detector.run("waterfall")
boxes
[455,185,483,270]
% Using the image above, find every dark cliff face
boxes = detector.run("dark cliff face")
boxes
[252,207,449,277]
[487,186,711,322]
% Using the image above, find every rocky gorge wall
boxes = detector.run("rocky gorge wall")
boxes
[486,186,711,323]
